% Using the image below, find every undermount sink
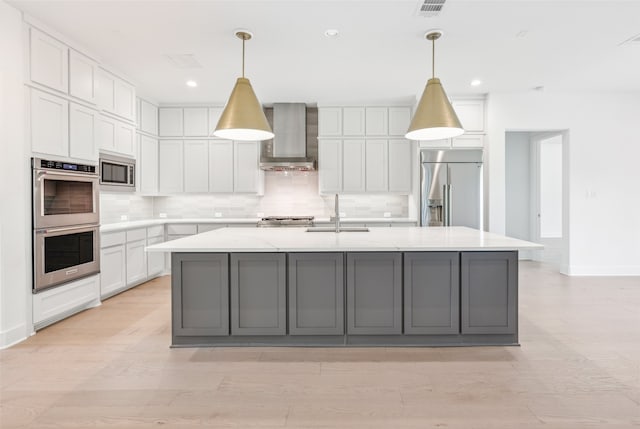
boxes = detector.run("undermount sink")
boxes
[306,227,369,232]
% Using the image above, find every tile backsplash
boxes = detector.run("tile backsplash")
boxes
[100,172,408,223]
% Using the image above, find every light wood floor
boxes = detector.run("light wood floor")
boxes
[1,262,639,428]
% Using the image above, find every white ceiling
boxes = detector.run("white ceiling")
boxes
[9,0,640,105]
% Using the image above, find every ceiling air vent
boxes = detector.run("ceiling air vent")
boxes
[416,0,446,17]
[164,54,203,69]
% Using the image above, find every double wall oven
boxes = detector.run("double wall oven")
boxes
[32,158,100,292]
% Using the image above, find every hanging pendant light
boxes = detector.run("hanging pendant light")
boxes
[406,31,464,141]
[213,30,274,141]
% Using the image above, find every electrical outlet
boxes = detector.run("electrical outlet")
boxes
[339,212,346,217]
[257,212,264,218]
[383,212,391,218]
[159,213,167,218]
[120,215,128,221]
[214,212,222,218]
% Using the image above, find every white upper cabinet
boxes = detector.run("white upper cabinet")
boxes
[318,139,342,194]
[343,108,365,136]
[365,139,388,192]
[114,79,135,122]
[115,121,135,157]
[365,108,388,136]
[342,139,366,192]
[69,102,97,162]
[318,108,342,136]
[69,50,96,104]
[95,68,136,122]
[29,27,68,93]
[233,141,262,193]
[209,107,224,134]
[209,140,234,193]
[452,99,484,132]
[388,139,412,193]
[158,140,184,194]
[96,115,117,153]
[159,108,184,136]
[95,68,115,112]
[30,88,69,157]
[139,134,158,195]
[184,140,209,192]
[183,108,209,137]
[388,107,411,136]
[139,100,158,135]
[452,134,484,148]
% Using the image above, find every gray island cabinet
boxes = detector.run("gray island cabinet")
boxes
[151,226,541,347]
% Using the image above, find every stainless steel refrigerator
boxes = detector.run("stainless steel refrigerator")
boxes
[420,149,483,228]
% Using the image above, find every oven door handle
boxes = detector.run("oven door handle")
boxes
[35,225,100,234]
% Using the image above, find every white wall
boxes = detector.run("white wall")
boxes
[505,132,531,241]
[487,91,640,275]
[0,1,31,347]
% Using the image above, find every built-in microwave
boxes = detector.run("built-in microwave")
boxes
[99,154,135,191]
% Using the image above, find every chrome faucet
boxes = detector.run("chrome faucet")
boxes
[334,193,340,233]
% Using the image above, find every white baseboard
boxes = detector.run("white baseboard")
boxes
[567,265,640,276]
[0,322,28,349]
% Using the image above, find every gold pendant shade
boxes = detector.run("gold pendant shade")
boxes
[405,31,464,141]
[213,30,274,141]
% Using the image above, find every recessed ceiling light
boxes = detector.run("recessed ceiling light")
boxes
[186,80,198,88]
[324,29,339,38]
[470,79,482,87]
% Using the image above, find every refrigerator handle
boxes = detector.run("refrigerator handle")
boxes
[443,184,450,226]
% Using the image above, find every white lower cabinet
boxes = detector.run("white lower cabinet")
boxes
[33,274,100,330]
[126,240,147,286]
[100,244,126,297]
[147,236,165,277]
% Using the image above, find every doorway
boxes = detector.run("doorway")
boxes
[505,131,569,272]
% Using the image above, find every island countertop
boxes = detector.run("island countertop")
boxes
[146,226,542,253]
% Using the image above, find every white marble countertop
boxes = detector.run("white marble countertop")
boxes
[146,226,543,253]
[100,217,418,233]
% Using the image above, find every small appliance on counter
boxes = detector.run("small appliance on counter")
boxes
[99,153,135,191]
[257,216,315,227]
[32,158,101,292]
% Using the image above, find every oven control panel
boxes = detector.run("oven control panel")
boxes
[35,158,97,174]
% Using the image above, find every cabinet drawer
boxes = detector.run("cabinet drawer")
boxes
[101,231,126,248]
[167,224,198,235]
[126,228,146,242]
[147,225,164,238]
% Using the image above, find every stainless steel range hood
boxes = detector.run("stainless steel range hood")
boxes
[259,103,316,171]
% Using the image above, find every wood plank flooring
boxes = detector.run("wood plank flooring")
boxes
[1,262,639,428]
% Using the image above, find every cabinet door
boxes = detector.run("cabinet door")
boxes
[461,251,518,334]
[126,239,147,286]
[365,139,388,192]
[114,79,136,121]
[209,107,224,133]
[139,134,158,195]
[231,253,286,336]
[96,115,116,152]
[100,244,126,297]
[343,107,365,136]
[95,68,115,112]
[172,253,229,336]
[365,107,388,136]
[159,108,184,136]
[158,140,184,193]
[183,107,209,137]
[146,236,165,277]
[318,139,342,193]
[404,252,459,334]
[342,139,366,193]
[69,102,97,162]
[452,99,484,132]
[288,253,344,335]
[318,107,342,136]
[419,139,451,149]
[29,27,68,93]
[346,253,402,335]
[452,134,484,148]
[69,50,96,104]
[115,121,135,156]
[184,140,209,192]
[388,107,411,136]
[388,139,412,193]
[209,140,234,192]
[140,100,158,135]
[30,88,69,157]
[233,141,261,193]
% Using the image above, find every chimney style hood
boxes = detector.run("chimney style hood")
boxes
[259,103,316,171]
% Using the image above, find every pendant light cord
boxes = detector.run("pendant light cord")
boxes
[431,37,435,79]
[242,37,245,78]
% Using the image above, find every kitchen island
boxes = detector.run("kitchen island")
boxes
[146,226,541,347]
